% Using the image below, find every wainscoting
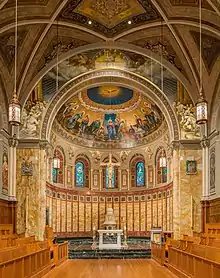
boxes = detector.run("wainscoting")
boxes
[0,199,16,232]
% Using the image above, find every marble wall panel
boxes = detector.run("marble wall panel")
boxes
[67,202,72,232]
[134,202,140,231]
[140,202,146,231]
[78,202,85,231]
[72,202,78,232]
[85,203,91,232]
[45,183,173,236]
[127,202,133,231]
[158,199,162,228]
[92,202,98,229]
[147,201,152,231]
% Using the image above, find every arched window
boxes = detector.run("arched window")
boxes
[156,148,167,184]
[75,155,90,188]
[105,166,115,188]
[130,154,145,188]
[136,161,145,187]
[75,161,85,187]
[102,156,118,189]
[52,148,64,184]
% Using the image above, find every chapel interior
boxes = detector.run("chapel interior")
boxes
[0,0,220,277]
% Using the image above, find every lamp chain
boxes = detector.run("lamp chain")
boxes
[199,0,202,98]
[56,21,59,95]
[160,20,164,92]
[14,0,18,95]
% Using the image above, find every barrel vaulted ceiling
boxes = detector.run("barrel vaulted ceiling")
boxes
[0,0,220,132]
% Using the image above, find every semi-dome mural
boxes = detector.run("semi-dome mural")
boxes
[54,86,165,148]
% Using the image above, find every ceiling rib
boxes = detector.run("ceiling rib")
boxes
[206,0,220,16]
[0,0,8,10]
[151,0,200,91]
[17,0,69,97]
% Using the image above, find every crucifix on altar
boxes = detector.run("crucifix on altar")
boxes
[100,153,120,188]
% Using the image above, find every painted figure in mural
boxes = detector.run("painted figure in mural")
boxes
[2,153,8,193]
[90,119,101,134]
[79,114,89,134]
[107,119,116,140]
[67,112,84,130]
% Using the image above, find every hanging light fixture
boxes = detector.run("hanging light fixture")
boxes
[53,24,61,171]
[9,0,21,125]
[159,150,167,168]
[196,0,208,124]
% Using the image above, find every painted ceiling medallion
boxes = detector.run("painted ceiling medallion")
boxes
[79,86,141,112]
[75,0,145,28]
[60,0,160,37]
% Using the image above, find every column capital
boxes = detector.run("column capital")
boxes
[9,135,19,148]
[200,137,210,148]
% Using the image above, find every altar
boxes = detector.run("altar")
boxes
[97,229,123,249]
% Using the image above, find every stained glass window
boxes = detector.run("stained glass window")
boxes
[52,168,58,183]
[106,167,115,188]
[136,161,145,187]
[75,161,84,187]
[156,149,167,184]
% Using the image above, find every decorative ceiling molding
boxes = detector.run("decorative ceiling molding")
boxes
[191,31,220,73]
[40,36,89,69]
[59,0,161,37]
[169,0,214,10]
[17,0,69,96]
[151,0,200,90]
[0,30,27,69]
[132,37,183,72]
[21,42,195,106]
[40,70,180,142]
[3,0,50,8]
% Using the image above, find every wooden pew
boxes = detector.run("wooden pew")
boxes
[151,242,165,266]
[0,247,51,278]
[206,223,220,235]
[0,224,13,236]
[44,226,68,266]
[168,244,220,278]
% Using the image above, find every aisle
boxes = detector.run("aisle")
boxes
[43,259,177,278]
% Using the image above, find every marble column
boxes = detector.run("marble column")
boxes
[16,140,48,240]
[8,135,18,201]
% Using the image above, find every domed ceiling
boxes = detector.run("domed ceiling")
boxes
[54,86,166,148]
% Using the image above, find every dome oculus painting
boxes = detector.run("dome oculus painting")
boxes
[55,86,164,148]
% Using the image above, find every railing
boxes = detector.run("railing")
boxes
[168,246,220,278]
[151,242,165,265]
[53,241,68,266]
[0,247,51,278]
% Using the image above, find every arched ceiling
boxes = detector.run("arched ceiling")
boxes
[53,85,166,149]
[0,0,220,133]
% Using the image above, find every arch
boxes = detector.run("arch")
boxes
[21,41,196,105]
[53,147,65,184]
[155,147,167,185]
[102,156,119,189]
[130,154,146,188]
[41,70,180,144]
[75,154,90,188]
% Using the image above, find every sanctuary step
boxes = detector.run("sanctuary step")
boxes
[57,237,151,259]
[68,247,151,259]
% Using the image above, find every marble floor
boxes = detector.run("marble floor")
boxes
[43,259,177,278]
